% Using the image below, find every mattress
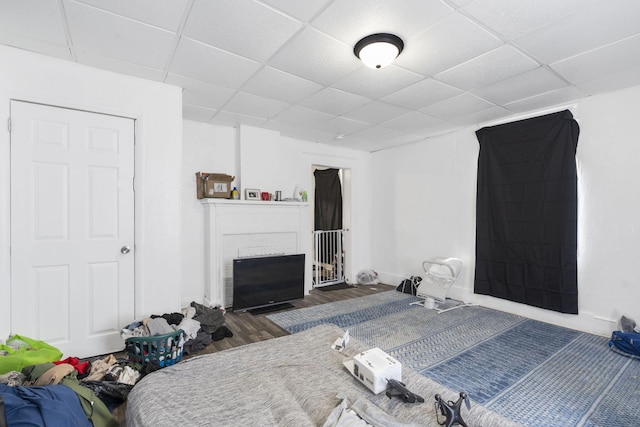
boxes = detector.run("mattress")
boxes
[126,323,521,426]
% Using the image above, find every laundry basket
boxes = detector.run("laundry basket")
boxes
[125,329,184,368]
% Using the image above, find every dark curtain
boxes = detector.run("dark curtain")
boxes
[314,168,343,231]
[474,110,579,314]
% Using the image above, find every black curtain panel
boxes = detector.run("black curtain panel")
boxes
[314,168,343,231]
[474,110,579,314]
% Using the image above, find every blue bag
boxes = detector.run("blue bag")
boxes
[609,330,640,359]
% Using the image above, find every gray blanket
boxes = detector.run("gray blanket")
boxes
[126,324,521,427]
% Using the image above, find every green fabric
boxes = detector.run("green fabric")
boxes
[22,362,119,427]
[0,335,62,375]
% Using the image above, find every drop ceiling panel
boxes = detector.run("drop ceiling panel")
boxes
[183,0,302,62]
[297,87,370,116]
[0,0,67,43]
[343,101,410,125]
[380,79,462,110]
[503,86,585,113]
[421,93,495,120]
[183,104,217,122]
[170,37,261,88]
[65,1,176,69]
[395,13,502,76]
[462,0,599,40]
[268,27,361,86]
[76,50,166,81]
[74,0,189,32]
[242,67,323,104]
[472,67,569,105]
[261,0,332,22]
[315,116,369,135]
[550,34,640,84]
[380,111,443,133]
[166,74,236,109]
[272,105,334,127]
[435,45,540,91]
[211,110,268,128]
[331,65,424,99]
[514,1,640,64]
[223,91,289,119]
[576,65,640,97]
[311,0,453,44]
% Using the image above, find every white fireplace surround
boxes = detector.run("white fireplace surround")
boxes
[201,199,312,308]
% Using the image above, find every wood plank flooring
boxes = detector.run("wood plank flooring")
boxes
[195,283,395,354]
[113,283,396,424]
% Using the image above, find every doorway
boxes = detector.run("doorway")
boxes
[10,100,135,357]
[312,167,350,287]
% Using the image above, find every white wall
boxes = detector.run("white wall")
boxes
[0,45,183,336]
[181,122,373,303]
[371,84,640,337]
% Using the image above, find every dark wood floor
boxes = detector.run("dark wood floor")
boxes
[112,283,395,424]
[197,282,395,354]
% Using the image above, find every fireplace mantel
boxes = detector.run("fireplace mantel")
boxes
[200,199,312,308]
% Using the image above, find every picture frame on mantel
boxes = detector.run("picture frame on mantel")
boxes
[245,189,260,200]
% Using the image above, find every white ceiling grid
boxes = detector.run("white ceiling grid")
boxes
[0,0,639,151]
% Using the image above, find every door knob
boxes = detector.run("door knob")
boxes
[121,246,131,254]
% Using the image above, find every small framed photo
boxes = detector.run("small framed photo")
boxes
[245,189,261,200]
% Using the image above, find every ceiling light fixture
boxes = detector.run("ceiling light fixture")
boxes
[354,33,404,69]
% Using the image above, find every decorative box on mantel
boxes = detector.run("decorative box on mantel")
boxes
[200,199,312,308]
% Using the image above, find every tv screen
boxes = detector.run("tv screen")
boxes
[232,254,305,312]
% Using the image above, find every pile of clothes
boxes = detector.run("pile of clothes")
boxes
[121,301,233,357]
[0,352,137,426]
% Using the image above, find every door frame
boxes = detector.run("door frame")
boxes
[311,165,352,284]
[0,96,141,337]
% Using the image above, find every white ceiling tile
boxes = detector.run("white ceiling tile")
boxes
[272,105,334,128]
[260,0,332,22]
[76,50,167,81]
[462,0,599,40]
[261,119,306,136]
[268,27,361,86]
[242,67,323,104]
[576,65,640,97]
[297,87,370,116]
[183,0,302,62]
[0,0,67,43]
[420,93,495,120]
[514,1,640,64]
[502,86,585,113]
[0,31,72,60]
[418,122,465,138]
[315,117,369,136]
[381,79,462,109]
[435,45,539,90]
[550,34,640,85]
[166,74,236,109]
[395,13,502,76]
[350,126,405,143]
[331,64,424,99]
[312,0,453,45]
[380,111,442,133]
[210,111,267,128]
[343,101,410,125]
[472,67,568,105]
[74,0,189,32]
[170,37,261,88]
[183,103,217,122]
[286,128,337,145]
[65,1,176,69]
[450,105,512,126]
[223,92,289,119]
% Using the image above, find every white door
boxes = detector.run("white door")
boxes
[10,100,135,358]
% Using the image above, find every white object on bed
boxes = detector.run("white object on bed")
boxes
[345,347,401,394]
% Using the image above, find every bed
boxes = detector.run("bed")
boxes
[126,324,519,426]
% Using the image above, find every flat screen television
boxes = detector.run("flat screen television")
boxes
[232,254,305,313]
